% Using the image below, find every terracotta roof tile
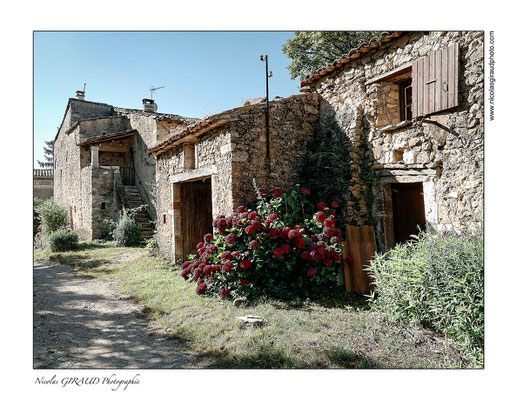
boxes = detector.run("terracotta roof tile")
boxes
[300,31,406,87]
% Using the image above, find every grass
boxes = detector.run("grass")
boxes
[34,242,470,368]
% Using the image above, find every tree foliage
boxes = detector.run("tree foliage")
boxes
[282,31,380,80]
[37,139,54,168]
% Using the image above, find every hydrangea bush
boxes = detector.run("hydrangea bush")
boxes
[181,186,346,300]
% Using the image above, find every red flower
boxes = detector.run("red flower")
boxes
[301,250,311,260]
[248,240,259,249]
[324,218,336,228]
[181,269,190,279]
[345,256,354,265]
[223,262,234,273]
[331,201,340,208]
[279,227,290,239]
[281,244,291,255]
[273,248,284,258]
[241,259,252,269]
[248,211,258,219]
[204,233,213,243]
[268,228,278,238]
[225,233,236,244]
[181,261,191,270]
[245,225,255,235]
[220,289,231,298]
[315,211,327,223]
[268,213,279,220]
[307,267,318,277]
[288,229,300,239]
[240,279,250,286]
[295,237,306,249]
[236,206,246,213]
[196,281,207,295]
[301,188,310,195]
[220,250,232,260]
[259,189,268,197]
[271,187,283,198]
[317,202,326,210]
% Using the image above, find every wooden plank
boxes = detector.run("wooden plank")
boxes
[423,54,429,115]
[435,48,442,112]
[418,58,425,117]
[452,42,459,107]
[428,50,435,114]
[344,225,377,294]
[441,47,448,109]
[412,60,419,118]
[365,63,412,85]
[448,44,455,109]
[359,226,377,292]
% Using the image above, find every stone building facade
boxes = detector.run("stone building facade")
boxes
[33,169,54,199]
[300,31,483,250]
[53,93,197,240]
[149,94,319,262]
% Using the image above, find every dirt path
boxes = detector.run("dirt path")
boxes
[33,259,200,369]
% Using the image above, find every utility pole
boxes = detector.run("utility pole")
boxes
[260,55,273,164]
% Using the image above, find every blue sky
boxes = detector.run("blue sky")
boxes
[33,31,301,165]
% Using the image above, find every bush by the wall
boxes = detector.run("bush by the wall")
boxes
[48,229,79,252]
[33,198,45,238]
[181,186,345,300]
[37,200,68,233]
[366,229,484,366]
[114,216,142,247]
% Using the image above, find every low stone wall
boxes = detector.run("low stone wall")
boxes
[34,177,53,199]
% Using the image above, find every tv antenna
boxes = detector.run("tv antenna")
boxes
[150,85,165,100]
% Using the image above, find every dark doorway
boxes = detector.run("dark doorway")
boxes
[391,182,426,245]
[181,179,213,258]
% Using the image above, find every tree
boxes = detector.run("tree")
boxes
[282,31,380,81]
[37,139,54,168]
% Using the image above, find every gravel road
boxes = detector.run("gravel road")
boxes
[33,260,200,369]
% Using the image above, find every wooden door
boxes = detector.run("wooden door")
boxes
[181,180,213,258]
[391,182,426,245]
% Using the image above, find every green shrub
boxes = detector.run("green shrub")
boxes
[48,229,79,252]
[366,229,484,366]
[145,236,158,254]
[114,216,142,247]
[37,200,68,233]
[33,198,45,238]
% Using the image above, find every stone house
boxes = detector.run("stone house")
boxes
[299,31,483,250]
[33,169,54,199]
[53,92,198,240]
[149,94,319,262]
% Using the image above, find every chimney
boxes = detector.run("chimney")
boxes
[76,90,85,100]
[142,98,157,112]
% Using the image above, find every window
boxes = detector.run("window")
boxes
[399,79,412,121]
[101,202,106,210]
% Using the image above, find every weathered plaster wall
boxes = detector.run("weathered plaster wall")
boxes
[310,31,483,248]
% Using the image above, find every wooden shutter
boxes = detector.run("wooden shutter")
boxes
[412,42,459,117]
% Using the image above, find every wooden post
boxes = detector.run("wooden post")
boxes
[343,225,377,294]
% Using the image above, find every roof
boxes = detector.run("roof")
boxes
[78,129,137,146]
[113,106,200,124]
[149,94,314,157]
[34,169,53,178]
[300,31,406,87]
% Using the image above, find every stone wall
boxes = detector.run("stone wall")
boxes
[309,31,484,249]
[153,93,320,261]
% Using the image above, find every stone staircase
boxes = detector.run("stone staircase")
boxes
[124,185,154,244]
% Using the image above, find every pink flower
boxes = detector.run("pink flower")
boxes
[307,267,318,277]
[288,229,300,239]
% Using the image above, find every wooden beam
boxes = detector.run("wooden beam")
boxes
[365,63,412,85]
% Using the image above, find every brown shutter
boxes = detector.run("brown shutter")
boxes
[412,42,459,117]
